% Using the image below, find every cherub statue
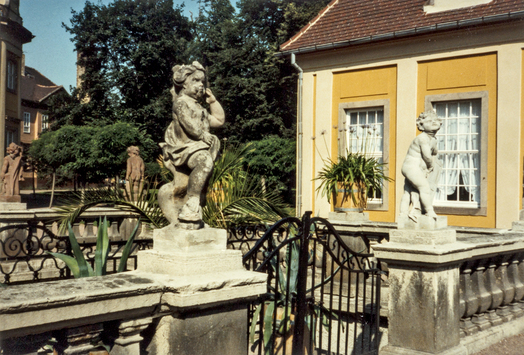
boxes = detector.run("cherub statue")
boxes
[0,142,23,197]
[158,61,225,228]
[399,111,443,221]
[125,146,145,200]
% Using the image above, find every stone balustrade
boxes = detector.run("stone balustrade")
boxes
[458,234,524,337]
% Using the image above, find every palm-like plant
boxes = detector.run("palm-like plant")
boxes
[315,152,392,209]
[55,143,292,229]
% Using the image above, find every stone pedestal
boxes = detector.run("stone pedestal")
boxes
[374,216,468,355]
[511,210,524,231]
[138,224,267,355]
[329,211,369,222]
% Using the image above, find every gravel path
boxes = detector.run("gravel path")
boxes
[473,333,524,355]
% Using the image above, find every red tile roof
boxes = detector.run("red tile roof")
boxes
[280,0,524,53]
[21,66,65,103]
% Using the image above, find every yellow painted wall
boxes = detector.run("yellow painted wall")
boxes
[521,49,524,212]
[417,54,497,228]
[332,66,397,222]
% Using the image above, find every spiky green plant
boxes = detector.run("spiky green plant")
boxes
[55,144,291,229]
[46,217,140,278]
[315,152,392,208]
[55,178,167,231]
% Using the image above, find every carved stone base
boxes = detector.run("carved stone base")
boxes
[389,229,457,245]
[138,225,243,276]
[398,214,448,230]
[486,310,503,326]
[460,317,478,337]
[497,306,514,322]
[471,313,491,331]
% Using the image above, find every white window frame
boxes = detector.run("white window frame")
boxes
[41,114,49,131]
[338,99,391,211]
[7,59,17,92]
[425,91,489,216]
[23,112,30,134]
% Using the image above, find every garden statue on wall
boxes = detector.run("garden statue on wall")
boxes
[399,111,443,222]
[125,145,145,200]
[0,142,23,202]
[159,61,225,229]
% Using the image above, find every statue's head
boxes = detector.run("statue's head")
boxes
[416,110,442,132]
[127,146,140,156]
[172,61,206,98]
[6,142,20,155]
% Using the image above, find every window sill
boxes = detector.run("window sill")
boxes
[434,206,487,216]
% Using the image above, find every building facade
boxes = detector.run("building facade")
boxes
[280,0,524,229]
[0,0,32,162]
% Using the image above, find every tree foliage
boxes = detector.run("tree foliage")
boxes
[41,0,332,205]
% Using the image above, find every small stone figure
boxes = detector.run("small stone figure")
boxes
[159,61,225,228]
[125,146,145,199]
[399,111,443,221]
[0,142,23,198]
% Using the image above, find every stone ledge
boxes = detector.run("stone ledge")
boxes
[379,344,467,355]
[0,269,267,339]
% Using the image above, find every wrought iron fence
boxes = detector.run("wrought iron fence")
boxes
[0,220,153,285]
[243,212,383,355]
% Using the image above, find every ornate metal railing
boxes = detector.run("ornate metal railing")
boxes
[0,216,153,285]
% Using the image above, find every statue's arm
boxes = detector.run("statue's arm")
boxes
[175,100,205,141]
[205,88,225,128]
[125,159,131,181]
[0,158,8,179]
[419,135,434,171]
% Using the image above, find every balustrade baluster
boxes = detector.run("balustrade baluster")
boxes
[485,256,504,326]
[111,317,153,355]
[507,252,524,317]
[471,259,491,331]
[460,260,479,336]
[60,323,105,355]
[495,254,515,322]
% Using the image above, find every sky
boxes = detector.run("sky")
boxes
[19,0,202,92]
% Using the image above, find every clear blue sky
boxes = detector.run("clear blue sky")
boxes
[19,0,202,92]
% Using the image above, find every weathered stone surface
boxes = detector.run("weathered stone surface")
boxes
[397,215,448,230]
[152,224,227,252]
[328,211,369,222]
[389,228,456,245]
[147,303,248,355]
[380,344,467,355]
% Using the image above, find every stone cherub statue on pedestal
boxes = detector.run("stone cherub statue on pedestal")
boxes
[399,111,443,222]
[0,142,23,202]
[125,146,145,200]
[158,61,225,229]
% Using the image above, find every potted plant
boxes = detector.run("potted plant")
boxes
[315,152,392,212]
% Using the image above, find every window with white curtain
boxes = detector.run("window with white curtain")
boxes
[41,114,49,131]
[23,112,30,133]
[434,99,481,208]
[345,108,384,201]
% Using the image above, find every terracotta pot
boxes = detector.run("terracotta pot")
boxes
[332,182,366,212]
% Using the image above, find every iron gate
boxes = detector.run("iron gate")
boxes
[243,212,382,355]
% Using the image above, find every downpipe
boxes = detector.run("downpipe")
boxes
[291,53,303,217]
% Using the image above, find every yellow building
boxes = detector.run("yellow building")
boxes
[280,0,524,229]
[0,0,32,161]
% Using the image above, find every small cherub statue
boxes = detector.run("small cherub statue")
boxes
[399,111,443,221]
[158,61,225,228]
[0,142,23,197]
[125,146,145,200]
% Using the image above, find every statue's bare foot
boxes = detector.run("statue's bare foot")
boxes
[425,210,438,220]
[408,208,421,222]
[179,196,202,222]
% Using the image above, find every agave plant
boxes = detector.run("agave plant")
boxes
[46,217,140,278]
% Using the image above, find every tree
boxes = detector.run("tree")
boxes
[63,0,193,138]
[28,122,157,196]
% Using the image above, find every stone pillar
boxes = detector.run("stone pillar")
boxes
[137,224,267,355]
[111,317,153,355]
[373,215,468,355]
